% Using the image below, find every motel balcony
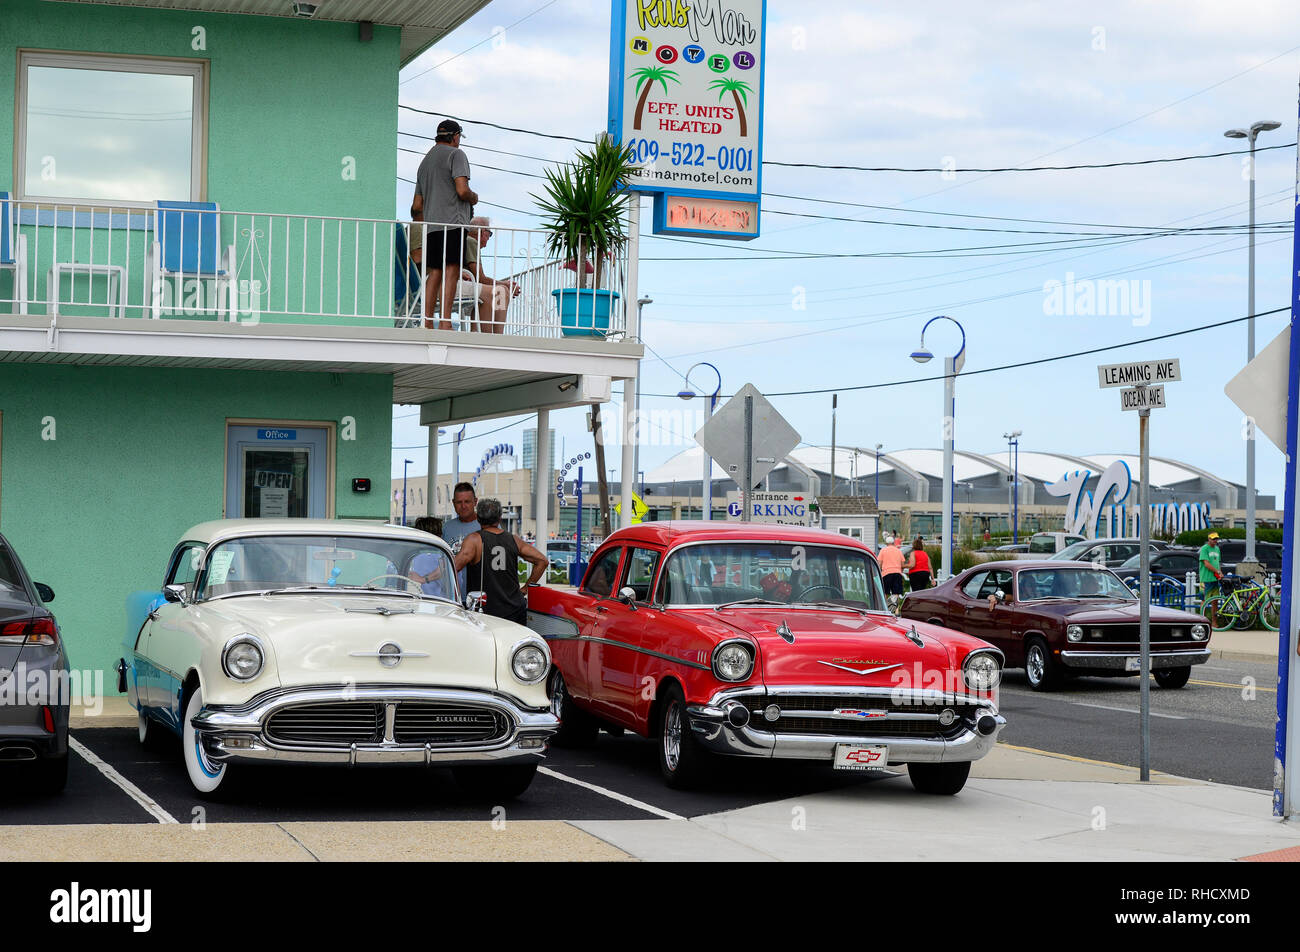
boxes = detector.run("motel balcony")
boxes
[0,197,642,423]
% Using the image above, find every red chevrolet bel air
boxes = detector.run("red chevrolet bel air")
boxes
[525,522,1006,795]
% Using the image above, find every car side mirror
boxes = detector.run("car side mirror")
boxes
[465,590,486,613]
[34,582,55,603]
[163,583,188,606]
[617,586,638,609]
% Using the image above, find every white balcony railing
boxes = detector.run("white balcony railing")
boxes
[0,198,629,340]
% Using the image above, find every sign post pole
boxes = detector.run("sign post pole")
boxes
[1139,406,1151,782]
[742,395,754,523]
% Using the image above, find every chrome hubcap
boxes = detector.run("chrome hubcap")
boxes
[1027,648,1043,684]
[663,702,681,771]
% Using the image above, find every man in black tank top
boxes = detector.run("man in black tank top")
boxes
[452,497,549,624]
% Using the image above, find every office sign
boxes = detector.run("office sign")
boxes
[1096,359,1180,389]
[652,194,759,238]
[608,0,766,238]
[1120,385,1166,411]
[257,428,297,441]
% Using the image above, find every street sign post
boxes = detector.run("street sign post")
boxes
[695,383,801,524]
[1101,360,1177,783]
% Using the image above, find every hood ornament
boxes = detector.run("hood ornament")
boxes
[905,624,924,648]
[776,620,794,644]
[344,605,416,616]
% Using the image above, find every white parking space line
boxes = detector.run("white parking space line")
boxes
[537,766,686,821]
[69,736,179,825]
[1071,702,1186,720]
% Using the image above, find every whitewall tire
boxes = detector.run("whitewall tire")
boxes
[182,686,228,795]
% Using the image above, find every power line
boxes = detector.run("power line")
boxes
[642,306,1289,400]
[399,0,562,86]
[397,105,1295,174]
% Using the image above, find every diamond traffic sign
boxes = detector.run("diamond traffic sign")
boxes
[1225,326,1289,451]
[694,383,800,489]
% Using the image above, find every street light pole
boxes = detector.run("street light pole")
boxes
[1225,119,1281,565]
[402,458,413,526]
[874,443,883,506]
[912,316,966,581]
[678,362,722,521]
[1003,429,1022,543]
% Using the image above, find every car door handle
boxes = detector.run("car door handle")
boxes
[596,605,609,614]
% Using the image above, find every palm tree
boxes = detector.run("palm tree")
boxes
[709,78,753,137]
[630,66,680,130]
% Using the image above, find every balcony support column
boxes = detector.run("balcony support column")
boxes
[535,407,551,551]
[426,423,439,521]
[619,196,642,530]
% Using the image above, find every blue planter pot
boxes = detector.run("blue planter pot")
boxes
[553,288,619,337]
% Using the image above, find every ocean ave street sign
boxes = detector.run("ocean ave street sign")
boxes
[1120,385,1166,411]
[695,382,799,489]
[1097,359,1181,388]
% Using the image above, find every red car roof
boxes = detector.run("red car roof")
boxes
[592,520,876,552]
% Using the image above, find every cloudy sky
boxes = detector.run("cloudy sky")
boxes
[392,0,1299,504]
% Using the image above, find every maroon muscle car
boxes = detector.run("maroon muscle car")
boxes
[898,560,1211,691]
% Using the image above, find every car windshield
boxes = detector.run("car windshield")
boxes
[658,542,888,612]
[1018,567,1136,601]
[197,534,458,603]
[1051,540,1095,561]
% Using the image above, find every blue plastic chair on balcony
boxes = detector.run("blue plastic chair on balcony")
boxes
[0,192,29,314]
[146,201,234,320]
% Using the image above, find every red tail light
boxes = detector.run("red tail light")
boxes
[0,617,58,647]
[42,705,55,733]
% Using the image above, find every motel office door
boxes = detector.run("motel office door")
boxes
[225,424,329,519]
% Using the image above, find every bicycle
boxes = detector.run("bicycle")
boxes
[1202,576,1278,632]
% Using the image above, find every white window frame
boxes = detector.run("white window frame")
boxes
[16,49,208,206]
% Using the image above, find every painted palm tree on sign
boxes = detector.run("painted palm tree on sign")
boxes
[709,78,754,137]
[630,66,680,130]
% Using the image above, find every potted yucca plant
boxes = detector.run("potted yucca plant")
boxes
[533,135,638,337]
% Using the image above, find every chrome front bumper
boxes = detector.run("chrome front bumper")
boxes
[1059,648,1211,672]
[686,686,1006,765]
[191,685,559,767]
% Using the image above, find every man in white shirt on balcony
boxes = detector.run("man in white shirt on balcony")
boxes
[457,217,519,334]
[411,119,478,330]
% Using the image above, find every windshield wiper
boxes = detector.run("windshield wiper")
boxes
[714,597,787,611]
[263,584,420,601]
[794,600,870,615]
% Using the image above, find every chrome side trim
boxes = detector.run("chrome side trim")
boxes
[538,633,711,671]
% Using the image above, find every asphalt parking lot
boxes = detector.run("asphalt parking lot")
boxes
[0,726,888,826]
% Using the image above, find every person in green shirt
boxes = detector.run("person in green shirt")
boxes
[1199,532,1224,626]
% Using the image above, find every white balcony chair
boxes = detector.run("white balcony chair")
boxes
[146,201,235,320]
[0,192,29,314]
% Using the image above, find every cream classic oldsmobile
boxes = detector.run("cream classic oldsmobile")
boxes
[117,520,558,798]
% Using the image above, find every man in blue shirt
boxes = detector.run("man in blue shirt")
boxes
[442,482,480,597]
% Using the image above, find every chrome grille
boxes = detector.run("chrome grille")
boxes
[746,695,980,739]
[1078,625,1190,643]
[393,703,509,746]
[265,702,381,746]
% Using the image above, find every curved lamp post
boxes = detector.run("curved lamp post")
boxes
[678,361,723,520]
[1224,120,1280,565]
[911,315,966,580]
[1003,429,1022,543]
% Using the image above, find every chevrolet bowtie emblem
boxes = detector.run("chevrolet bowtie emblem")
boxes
[817,660,904,677]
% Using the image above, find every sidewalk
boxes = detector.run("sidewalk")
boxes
[1210,628,1281,663]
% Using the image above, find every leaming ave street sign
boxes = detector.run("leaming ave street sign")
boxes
[1097,359,1181,389]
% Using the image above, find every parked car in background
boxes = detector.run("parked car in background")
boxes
[1116,547,1201,582]
[1215,539,1283,574]
[994,543,1029,553]
[527,522,1006,795]
[1048,537,1169,569]
[898,560,1211,690]
[120,520,558,798]
[1013,532,1087,559]
[546,541,578,566]
[0,533,68,793]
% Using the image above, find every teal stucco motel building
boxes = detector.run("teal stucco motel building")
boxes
[0,0,641,680]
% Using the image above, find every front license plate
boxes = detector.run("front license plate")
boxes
[1125,657,1141,672]
[834,744,889,771]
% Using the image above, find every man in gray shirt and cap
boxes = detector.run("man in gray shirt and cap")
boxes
[411,119,478,330]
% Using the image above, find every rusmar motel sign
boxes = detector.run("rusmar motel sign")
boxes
[608,0,767,239]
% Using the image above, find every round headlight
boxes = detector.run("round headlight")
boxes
[1066,624,1084,642]
[1191,624,1208,641]
[963,652,1002,691]
[222,636,264,681]
[511,643,548,684]
[713,641,755,682]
